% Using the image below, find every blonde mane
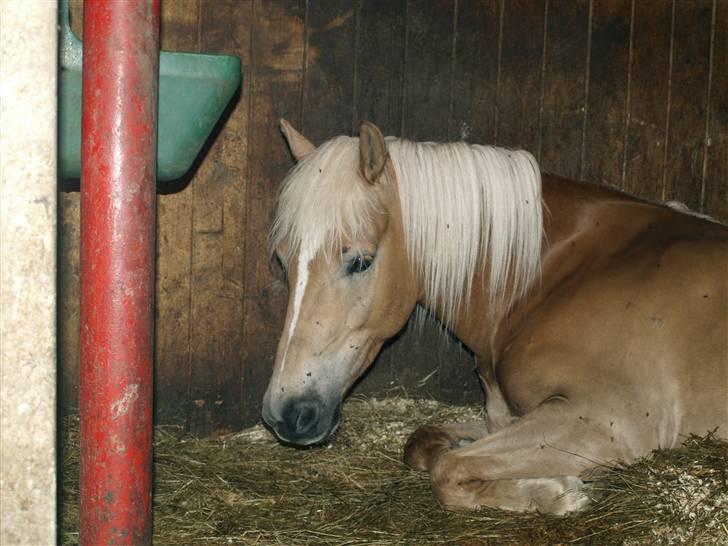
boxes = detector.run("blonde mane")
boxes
[270,136,543,327]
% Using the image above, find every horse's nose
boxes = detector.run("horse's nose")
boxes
[281,398,321,439]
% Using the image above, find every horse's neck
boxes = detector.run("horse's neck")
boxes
[444,175,673,360]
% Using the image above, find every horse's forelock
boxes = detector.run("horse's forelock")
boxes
[270,137,380,262]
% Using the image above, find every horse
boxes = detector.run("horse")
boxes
[261,119,728,514]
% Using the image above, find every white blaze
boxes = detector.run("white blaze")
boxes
[279,242,316,372]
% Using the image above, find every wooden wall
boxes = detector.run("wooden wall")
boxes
[60,0,727,436]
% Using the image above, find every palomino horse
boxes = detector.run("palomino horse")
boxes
[262,120,727,514]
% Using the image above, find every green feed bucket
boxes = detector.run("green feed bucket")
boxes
[58,0,242,181]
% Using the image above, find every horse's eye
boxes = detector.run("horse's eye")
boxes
[273,254,287,281]
[347,255,374,275]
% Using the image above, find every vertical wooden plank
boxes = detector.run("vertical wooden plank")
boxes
[496,0,546,153]
[583,0,631,187]
[301,0,357,143]
[449,0,500,144]
[539,0,590,179]
[354,0,406,136]
[401,0,455,140]
[154,0,198,427]
[704,0,728,220]
[186,0,252,436]
[59,192,80,415]
[623,0,672,200]
[663,0,713,209]
[242,0,306,427]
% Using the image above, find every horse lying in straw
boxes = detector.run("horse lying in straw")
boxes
[262,120,727,514]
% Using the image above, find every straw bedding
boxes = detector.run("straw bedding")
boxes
[61,396,727,545]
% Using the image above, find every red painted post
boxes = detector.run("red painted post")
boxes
[79,1,159,544]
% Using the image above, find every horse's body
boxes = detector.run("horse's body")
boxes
[262,120,728,514]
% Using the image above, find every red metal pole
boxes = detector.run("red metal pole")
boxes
[79,1,159,544]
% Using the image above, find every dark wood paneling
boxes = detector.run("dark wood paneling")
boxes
[301,0,357,143]
[539,0,589,178]
[154,0,199,428]
[449,0,500,143]
[623,0,673,199]
[354,0,406,135]
[241,0,306,426]
[184,0,253,436]
[496,0,546,153]
[663,0,713,209]
[401,0,455,140]
[59,192,80,415]
[582,0,631,187]
[704,0,728,219]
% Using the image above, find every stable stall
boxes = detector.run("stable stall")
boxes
[47,0,728,543]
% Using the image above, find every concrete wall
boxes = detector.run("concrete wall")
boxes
[0,1,58,544]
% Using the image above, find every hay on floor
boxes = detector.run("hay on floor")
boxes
[61,396,727,545]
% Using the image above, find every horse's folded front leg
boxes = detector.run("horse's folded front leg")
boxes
[424,401,633,514]
[431,454,590,514]
[403,421,490,471]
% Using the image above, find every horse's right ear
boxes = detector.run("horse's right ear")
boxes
[280,118,315,161]
[359,121,388,185]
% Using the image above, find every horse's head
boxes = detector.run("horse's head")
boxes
[262,120,418,446]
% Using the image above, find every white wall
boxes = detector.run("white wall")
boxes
[0,1,58,544]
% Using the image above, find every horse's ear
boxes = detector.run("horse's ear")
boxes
[280,118,315,161]
[359,121,388,185]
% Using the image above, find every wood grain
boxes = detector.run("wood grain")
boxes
[623,0,673,200]
[663,0,713,209]
[496,0,546,153]
[582,0,631,187]
[154,0,198,428]
[185,0,252,436]
[401,0,455,140]
[59,192,80,414]
[449,0,500,144]
[353,0,406,136]
[539,0,590,179]
[703,0,728,219]
[301,0,357,143]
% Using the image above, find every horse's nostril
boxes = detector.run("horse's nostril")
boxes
[295,404,318,434]
[283,400,320,436]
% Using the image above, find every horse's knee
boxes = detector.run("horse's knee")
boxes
[403,425,457,471]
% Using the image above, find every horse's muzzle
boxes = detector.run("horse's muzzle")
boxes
[263,395,340,446]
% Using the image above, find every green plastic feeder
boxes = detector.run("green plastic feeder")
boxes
[58,0,242,181]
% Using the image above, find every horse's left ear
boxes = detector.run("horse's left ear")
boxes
[280,118,315,161]
[359,121,388,185]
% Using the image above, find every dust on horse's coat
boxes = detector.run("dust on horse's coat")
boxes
[262,120,728,514]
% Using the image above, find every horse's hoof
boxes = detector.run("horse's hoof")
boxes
[403,425,457,471]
